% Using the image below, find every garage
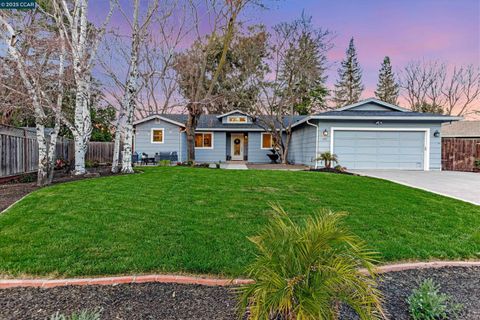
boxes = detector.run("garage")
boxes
[332,129,428,170]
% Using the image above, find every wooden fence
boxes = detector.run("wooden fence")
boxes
[0,125,116,178]
[442,137,480,172]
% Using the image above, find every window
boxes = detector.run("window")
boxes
[151,128,164,143]
[227,116,247,123]
[261,133,273,149]
[195,132,213,149]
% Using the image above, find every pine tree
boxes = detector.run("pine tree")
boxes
[375,56,399,104]
[333,38,364,107]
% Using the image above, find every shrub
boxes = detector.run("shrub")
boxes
[159,160,171,167]
[50,309,102,320]
[334,164,346,172]
[238,204,384,320]
[474,159,480,169]
[316,151,338,169]
[55,158,69,170]
[85,160,100,168]
[407,278,462,320]
[18,173,36,183]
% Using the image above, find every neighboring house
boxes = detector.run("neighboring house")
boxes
[442,121,480,139]
[441,121,480,172]
[133,98,460,170]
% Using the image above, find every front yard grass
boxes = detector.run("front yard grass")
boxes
[0,166,479,278]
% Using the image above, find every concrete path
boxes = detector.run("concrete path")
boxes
[220,163,248,170]
[352,170,480,205]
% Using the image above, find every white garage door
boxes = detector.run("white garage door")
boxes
[333,130,426,170]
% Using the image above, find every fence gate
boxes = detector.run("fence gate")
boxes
[442,137,480,172]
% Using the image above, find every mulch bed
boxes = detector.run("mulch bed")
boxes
[308,167,355,175]
[0,267,478,319]
[0,166,117,213]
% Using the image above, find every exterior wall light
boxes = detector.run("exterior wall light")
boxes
[434,130,440,138]
[322,129,329,137]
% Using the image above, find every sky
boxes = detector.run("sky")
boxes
[91,0,480,107]
[245,0,480,97]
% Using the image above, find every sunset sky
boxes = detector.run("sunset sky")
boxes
[92,0,480,104]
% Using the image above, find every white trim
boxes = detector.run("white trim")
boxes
[150,128,165,144]
[306,120,319,169]
[290,115,462,129]
[335,98,410,112]
[329,127,431,171]
[194,132,214,150]
[216,110,250,119]
[134,115,185,127]
[314,115,462,121]
[260,132,273,150]
[231,133,244,160]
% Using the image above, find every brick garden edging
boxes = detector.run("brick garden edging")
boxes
[1,261,480,289]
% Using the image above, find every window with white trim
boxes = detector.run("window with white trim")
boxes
[195,132,213,148]
[261,133,273,149]
[227,116,248,123]
[151,128,164,143]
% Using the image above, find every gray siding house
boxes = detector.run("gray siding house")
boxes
[133,98,460,171]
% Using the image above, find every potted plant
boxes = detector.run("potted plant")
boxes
[267,148,280,164]
[474,159,480,172]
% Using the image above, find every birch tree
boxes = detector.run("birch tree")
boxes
[101,0,161,173]
[0,10,67,186]
[50,0,116,175]
[119,0,160,173]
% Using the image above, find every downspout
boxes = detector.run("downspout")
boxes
[306,119,319,169]
[179,128,185,163]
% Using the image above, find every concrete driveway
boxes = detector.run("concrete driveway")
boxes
[351,170,480,205]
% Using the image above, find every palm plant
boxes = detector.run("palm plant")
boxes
[238,204,384,320]
[316,152,338,169]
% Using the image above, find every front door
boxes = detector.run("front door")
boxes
[231,134,244,161]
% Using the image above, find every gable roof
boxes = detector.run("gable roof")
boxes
[133,114,186,127]
[335,97,410,112]
[216,109,250,119]
[134,113,306,131]
[442,121,480,138]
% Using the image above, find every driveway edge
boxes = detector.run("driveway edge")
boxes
[1,261,480,289]
[352,171,480,206]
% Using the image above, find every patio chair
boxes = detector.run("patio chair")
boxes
[132,152,139,164]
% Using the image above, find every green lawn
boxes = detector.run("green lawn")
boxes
[0,167,479,278]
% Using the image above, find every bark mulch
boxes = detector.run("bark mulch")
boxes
[0,267,478,319]
[0,166,117,213]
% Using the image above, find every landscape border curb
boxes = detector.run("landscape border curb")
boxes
[1,261,480,289]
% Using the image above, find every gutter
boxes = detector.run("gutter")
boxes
[306,120,319,169]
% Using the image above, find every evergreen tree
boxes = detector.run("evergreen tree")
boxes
[333,38,364,107]
[279,14,331,114]
[375,56,399,104]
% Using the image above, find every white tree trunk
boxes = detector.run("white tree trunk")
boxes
[111,108,126,173]
[47,121,61,184]
[121,121,134,173]
[73,77,92,175]
[36,123,49,187]
[120,0,141,174]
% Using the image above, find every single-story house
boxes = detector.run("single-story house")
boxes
[133,98,460,170]
[441,120,480,172]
